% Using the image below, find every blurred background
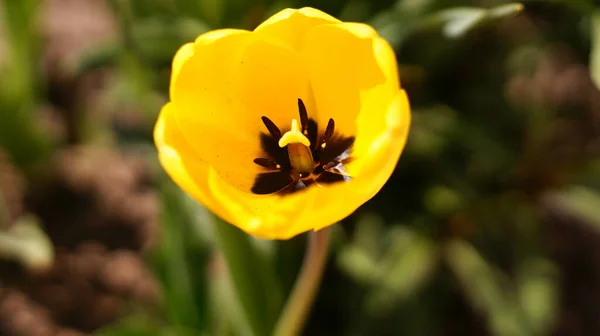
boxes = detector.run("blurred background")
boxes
[1,0,600,335]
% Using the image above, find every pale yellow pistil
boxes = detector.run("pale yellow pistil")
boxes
[279,119,314,175]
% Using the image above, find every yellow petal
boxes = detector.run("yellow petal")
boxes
[301,23,399,138]
[340,90,411,197]
[169,42,195,97]
[208,170,315,239]
[254,7,340,51]
[336,23,399,88]
[171,31,313,191]
[169,29,252,100]
[170,28,252,120]
[232,37,314,136]
[348,39,403,176]
[154,103,234,224]
[207,169,318,239]
[302,22,401,179]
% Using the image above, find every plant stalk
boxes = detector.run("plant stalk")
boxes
[273,228,330,336]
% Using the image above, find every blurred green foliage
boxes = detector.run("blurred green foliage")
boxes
[3,0,600,335]
[0,0,52,167]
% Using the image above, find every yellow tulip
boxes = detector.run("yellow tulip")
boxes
[154,7,411,239]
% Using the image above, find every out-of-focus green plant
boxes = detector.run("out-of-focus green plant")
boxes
[447,240,558,336]
[0,0,52,167]
[338,214,439,315]
[373,2,523,50]
[544,186,600,233]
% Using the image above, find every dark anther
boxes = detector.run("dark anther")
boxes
[324,118,335,142]
[253,158,280,170]
[297,98,308,134]
[261,116,282,140]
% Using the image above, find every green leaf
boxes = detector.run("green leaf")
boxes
[446,240,528,336]
[375,3,523,48]
[211,217,283,336]
[96,314,205,336]
[365,232,438,315]
[0,0,39,102]
[423,185,464,216]
[207,257,249,336]
[543,186,600,232]
[337,245,379,285]
[516,258,559,336]
[430,3,524,39]
[150,182,211,331]
[0,0,52,167]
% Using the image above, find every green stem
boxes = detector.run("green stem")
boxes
[273,228,330,336]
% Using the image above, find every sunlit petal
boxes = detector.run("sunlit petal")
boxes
[254,7,340,51]
[154,103,232,223]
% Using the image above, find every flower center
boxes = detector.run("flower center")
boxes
[278,119,314,175]
[251,99,355,195]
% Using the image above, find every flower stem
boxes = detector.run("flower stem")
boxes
[273,228,330,336]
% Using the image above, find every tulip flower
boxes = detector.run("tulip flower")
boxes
[154,7,410,240]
